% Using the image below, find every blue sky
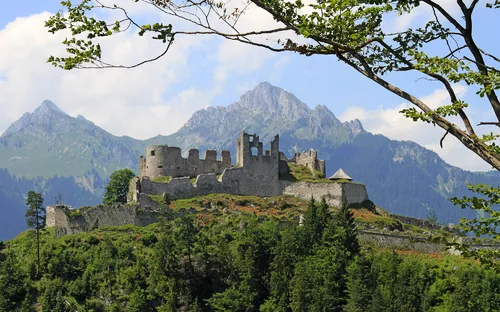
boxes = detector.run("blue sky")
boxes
[0,0,498,171]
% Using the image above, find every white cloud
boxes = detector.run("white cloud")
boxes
[339,84,494,172]
[208,1,292,85]
[0,11,234,139]
[0,0,295,139]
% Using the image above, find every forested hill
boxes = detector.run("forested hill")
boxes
[1,82,499,240]
[2,201,500,311]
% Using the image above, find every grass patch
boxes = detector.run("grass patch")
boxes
[169,193,309,219]
[280,163,363,184]
[148,194,168,204]
[151,176,172,183]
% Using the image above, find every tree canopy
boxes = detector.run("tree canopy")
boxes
[103,168,136,205]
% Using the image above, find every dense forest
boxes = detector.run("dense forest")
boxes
[1,198,500,312]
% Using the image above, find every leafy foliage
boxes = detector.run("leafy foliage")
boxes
[103,169,136,205]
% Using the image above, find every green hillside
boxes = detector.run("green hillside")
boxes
[1,196,498,312]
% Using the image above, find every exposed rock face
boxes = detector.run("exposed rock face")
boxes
[170,82,362,156]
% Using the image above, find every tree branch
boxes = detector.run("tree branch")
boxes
[440,130,449,148]
[478,122,500,127]
[421,0,465,33]
[337,52,500,169]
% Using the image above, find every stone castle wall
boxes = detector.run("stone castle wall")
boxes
[47,204,159,237]
[139,145,231,179]
[358,231,445,253]
[46,205,70,228]
[287,149,326,177]
[135,171,368,207]
[281,182,368,207]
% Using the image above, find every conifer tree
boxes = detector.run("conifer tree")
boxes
[25,191,45,276]
[335,199,360,257]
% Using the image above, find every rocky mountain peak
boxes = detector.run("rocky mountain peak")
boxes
[36,100,67,116]
[1,100,69,137]
[236,82,310,117]
[343,119,365,135]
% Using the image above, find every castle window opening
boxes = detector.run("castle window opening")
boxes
[150,150,155,156]
[249,136,254,143]
[251,146,258,156]
[193,167,197,170]
[158,165,163,168]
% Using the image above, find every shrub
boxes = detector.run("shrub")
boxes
[140,233,158,247]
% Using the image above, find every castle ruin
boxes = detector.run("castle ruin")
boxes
[130,131,369,207]
[287,149,326,177]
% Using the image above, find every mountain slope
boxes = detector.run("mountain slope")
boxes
[0,100,145,179]
[1,82,499,240]
[162,81,364,155]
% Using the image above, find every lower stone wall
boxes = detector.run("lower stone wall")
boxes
[48,204,159,237]
[342,183,369,205]
[281,182,369,207]
[390,214,461,235]
[281,182,343,206]
[140,173,238,201]
[359,231,446,253]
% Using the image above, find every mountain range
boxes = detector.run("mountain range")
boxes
[1,81,498,240]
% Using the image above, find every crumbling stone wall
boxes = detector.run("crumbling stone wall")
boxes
[281,181,342,206]
[139,145,231,179]
[287,149,326,177]
[341,183,369,205]
[359,231,446,253]
[46,205,69,228]
[46,204,159,237]
[390,214,461,235]
[140,174,231,200]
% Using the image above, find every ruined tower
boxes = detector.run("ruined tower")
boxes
[236,131,279,167]
[139,144,231,179]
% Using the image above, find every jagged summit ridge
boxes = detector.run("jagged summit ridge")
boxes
[178,82,362,150]
[36,100,67,116]
[2,100,70,137]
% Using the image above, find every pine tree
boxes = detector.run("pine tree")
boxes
[335,199,360,257]
[25,191,45,276]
